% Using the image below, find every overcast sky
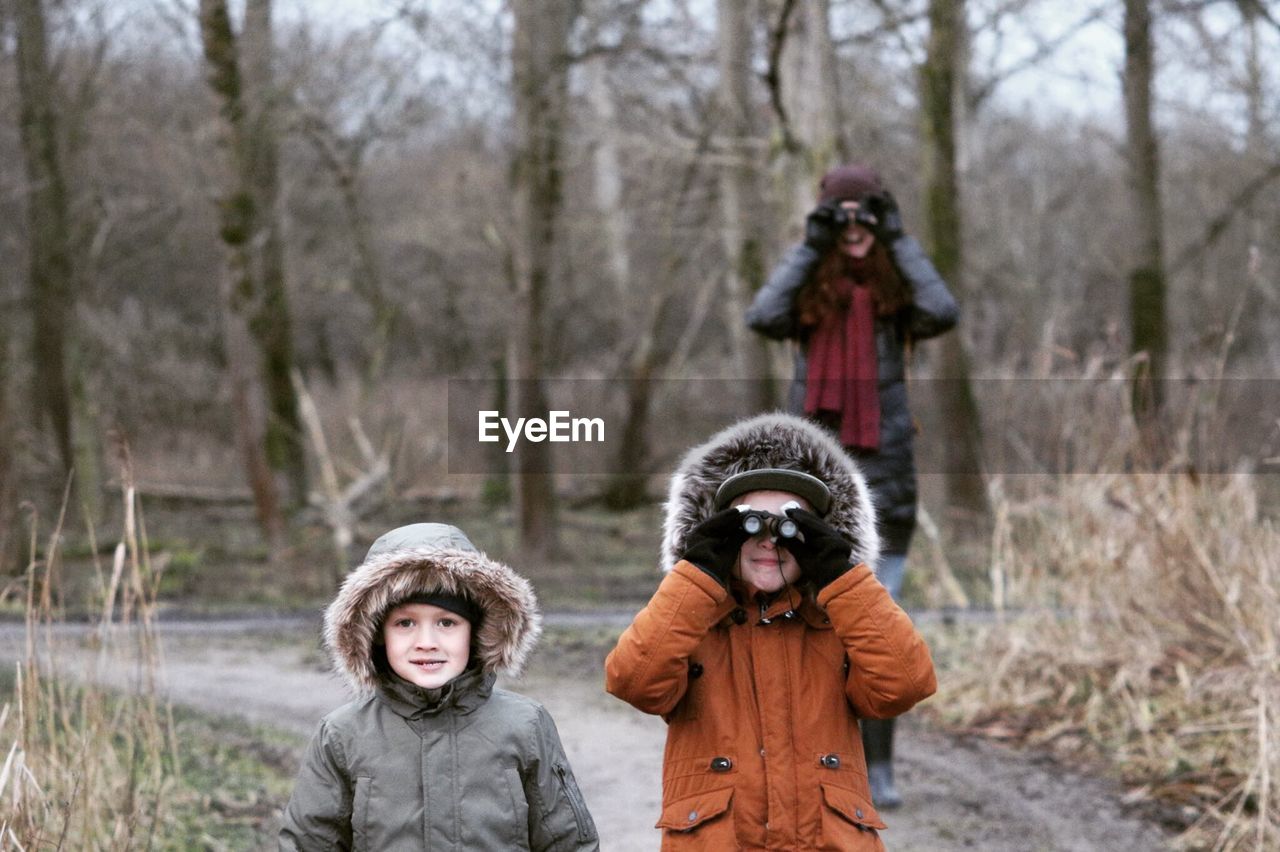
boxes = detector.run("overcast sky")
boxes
[113,0,1274,143]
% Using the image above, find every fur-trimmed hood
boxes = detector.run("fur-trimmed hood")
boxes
[324,523,541,694]
[661,412,879,572]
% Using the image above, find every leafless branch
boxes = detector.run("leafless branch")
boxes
[969,4,1110,109]
[764,0,800,155]
[1159,0,1280,32]
[850,0,922,55]
[1170,160,1280,276]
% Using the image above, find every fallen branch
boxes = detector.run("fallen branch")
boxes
[292,371,391,581]
[107,482,253,505]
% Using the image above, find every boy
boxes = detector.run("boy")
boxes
[280,522,599,851]
[605,413,936,850]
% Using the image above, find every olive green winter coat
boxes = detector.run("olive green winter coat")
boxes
[279,523,598,851]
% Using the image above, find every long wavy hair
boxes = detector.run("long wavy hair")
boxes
[796,242,909,328]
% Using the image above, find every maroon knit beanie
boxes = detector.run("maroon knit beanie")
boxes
[817,164,885,204]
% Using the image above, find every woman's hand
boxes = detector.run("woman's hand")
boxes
[803,203,847,254]
[861,191,905,243]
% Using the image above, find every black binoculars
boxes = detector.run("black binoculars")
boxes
[825,200,879,231]
[737,501,802,540]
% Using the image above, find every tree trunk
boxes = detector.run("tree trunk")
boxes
[483,357,512,508]
[1123,0,1168,447]
[718,0,776,413]
[509,0,576,556]
[224,291,287,547]
[68,337,104,524]
[242,0,308,507]
[920,0,990,523]
[605,353,657,510]
[585,54,650,508]
[339,166,396,387]
[15,0,75,483]
[586,56,631,301]
[1241,0,1276,368]
[0,281,13,573]
[198,0,286,548]
[772,0,847,224]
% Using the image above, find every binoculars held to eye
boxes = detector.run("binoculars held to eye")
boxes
[823,199,880,231]
[737,501,802,540]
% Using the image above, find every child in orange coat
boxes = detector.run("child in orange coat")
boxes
[605,413,936,850]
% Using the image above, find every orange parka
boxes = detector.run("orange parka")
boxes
[604,413,937,850]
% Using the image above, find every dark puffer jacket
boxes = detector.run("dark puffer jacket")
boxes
[279,523,599,851]
[746,237,958,553]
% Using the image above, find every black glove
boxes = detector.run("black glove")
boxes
[680,508,752,587]
[803,203,847,254]
[860,191,905,244]
[778,507,855,590]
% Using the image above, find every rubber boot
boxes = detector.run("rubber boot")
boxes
[861,718,902,810]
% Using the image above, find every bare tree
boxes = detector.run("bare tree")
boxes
[717,0,776,412]
[0,268,12,571]
[767,0,847,223]
[15,0,75,482]
[919,0,989,523]
[198,0,307,518]
[1238,0,1277,367]
[1123,0,1169,440]
[242,0,307,506]
[584,41,652,509]
[509,0,577,555]
[198,0,287,546]
[290,24,433,389]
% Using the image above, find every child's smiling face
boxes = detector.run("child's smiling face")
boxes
[731,489,810,594]
[382,602,472,689]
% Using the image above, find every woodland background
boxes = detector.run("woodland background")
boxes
[1,0,1278,848]
[3,0,1277,562]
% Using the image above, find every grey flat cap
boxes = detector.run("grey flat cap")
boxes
[713,468,832,515]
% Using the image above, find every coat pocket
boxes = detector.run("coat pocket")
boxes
[656,785,736,848]
[352,775,372,851]
[504,767,533,850]
[818,782,886,849]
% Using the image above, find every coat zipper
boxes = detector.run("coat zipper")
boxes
[554,762,593,842]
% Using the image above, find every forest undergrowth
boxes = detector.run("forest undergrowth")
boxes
[2,402,1277,849]
[0,467,292,849]
[929,471,1278,851]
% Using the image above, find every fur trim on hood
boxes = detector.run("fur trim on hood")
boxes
[661,412,880,572]
[324,523,541,694]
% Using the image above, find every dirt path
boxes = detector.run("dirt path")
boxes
[12,618,1171,851]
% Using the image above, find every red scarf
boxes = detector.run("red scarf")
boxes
[803,275,879,449]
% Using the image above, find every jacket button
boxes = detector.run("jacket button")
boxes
[820,753,840,769]
[710,756,732,772]
[783,610,795,619]
[731,608,747,624]
[855,808,864,819]
[688,810,698,822]
[688,662,704,678]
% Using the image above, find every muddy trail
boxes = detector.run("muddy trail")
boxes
[9,616,1172,851]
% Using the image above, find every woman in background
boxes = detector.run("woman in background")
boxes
[746,163,958,809]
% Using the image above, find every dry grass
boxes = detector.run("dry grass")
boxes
[932,471,1279,850]
[0,466,177,849]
